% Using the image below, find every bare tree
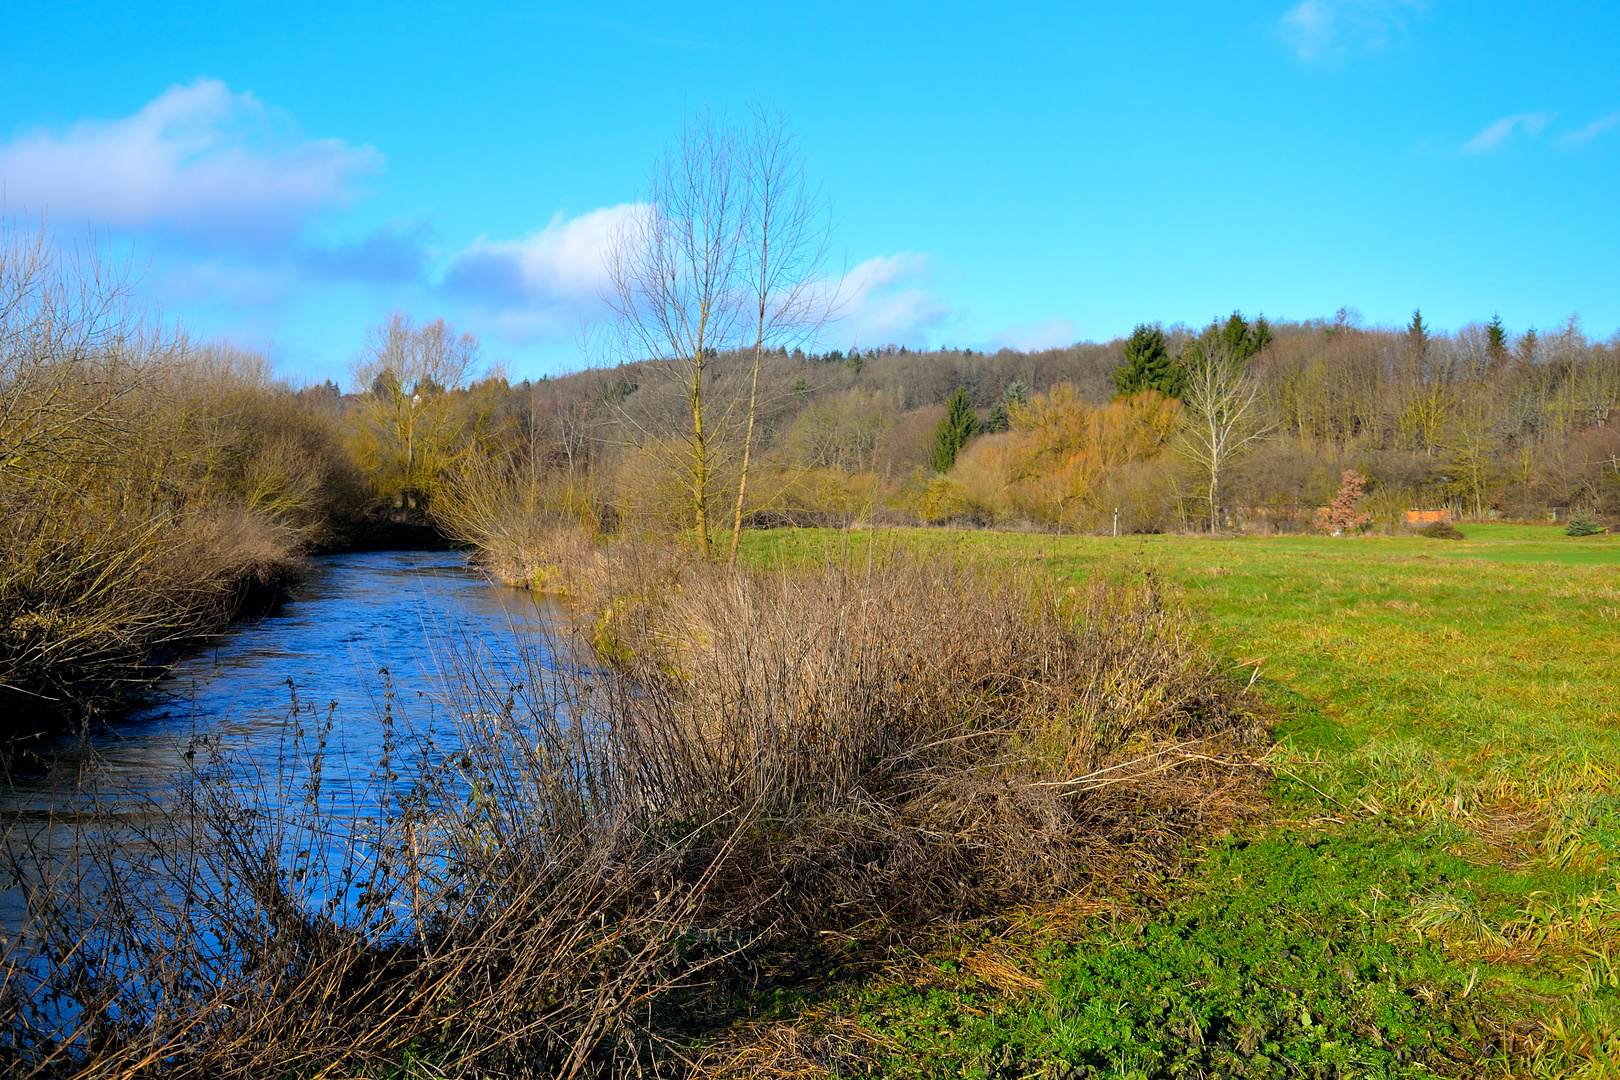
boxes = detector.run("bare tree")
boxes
[350,313,479,509]
[606,112,748,557]
[727,107,835,563]
[1177,340,1273,532]
[0,215,148,494]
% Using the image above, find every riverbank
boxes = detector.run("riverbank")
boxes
[0,496,460,746]
[2,542,1263,1078]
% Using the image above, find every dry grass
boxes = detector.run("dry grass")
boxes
[0,547,1266,1077]
[430,452,603,588]
[572,548,1267,927]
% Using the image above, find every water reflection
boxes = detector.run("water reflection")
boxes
[1,548,551,822]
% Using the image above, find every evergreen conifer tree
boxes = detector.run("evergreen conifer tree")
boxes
[1487,314,1508,361]
[1113,324,1181,399]
[983,381,1029,432]
[1408,309,1429,357]
[931,389,977,472]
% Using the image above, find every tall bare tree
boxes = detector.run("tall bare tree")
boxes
[1178,339,1273,531]
[727,108,835,563]
[606,112,748,557]
[606,109,835,559]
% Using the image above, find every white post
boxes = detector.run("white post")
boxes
[1113,507,1119,537]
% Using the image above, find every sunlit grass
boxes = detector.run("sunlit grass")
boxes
[723,525,1620,1078]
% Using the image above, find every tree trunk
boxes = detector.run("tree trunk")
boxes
[729,336,762,565]
[691,350,709,556]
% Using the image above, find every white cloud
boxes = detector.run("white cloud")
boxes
[1280,0,1424,61]
[984,318,1078,353]
[1462,111,1553,154]
[0,78,379,243]
[830,254,955,348]
[441,205,640,340]
[1556,111,1620,148]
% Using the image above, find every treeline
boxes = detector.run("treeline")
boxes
[408,308,1619,577]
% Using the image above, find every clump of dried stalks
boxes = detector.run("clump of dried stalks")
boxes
[0,550,1265,1078]
[430,453,603,589]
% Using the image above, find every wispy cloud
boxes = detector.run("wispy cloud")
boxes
[0,78,379,245]
[1462,111,1553,154]
[830,254,955,348]
[440,205,641,342]
[1555,111,1620,148]
[1280,0,1425,61]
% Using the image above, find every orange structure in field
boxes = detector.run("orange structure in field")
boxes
[1402,508,1453,526]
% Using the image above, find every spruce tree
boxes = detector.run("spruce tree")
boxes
[984,381,1029,433]
[1221,312,1251,360]
[1408,309,1429,357]
[1113,324,1182,399]
[1252,315,1272,353]
[931,389,977,472]
[1487,314,1508,361]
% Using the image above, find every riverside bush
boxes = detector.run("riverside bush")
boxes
[0,223,363,732]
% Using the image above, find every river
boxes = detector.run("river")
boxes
[0,548,553,874]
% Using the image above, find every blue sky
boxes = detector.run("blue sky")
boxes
[4,1,1617,384]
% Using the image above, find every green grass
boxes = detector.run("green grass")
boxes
[726,526,1620,1078]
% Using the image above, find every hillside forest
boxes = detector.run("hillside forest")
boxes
[423,306,1620,571]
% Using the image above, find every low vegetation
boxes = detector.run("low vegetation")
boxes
[1,549,1263,1077]
[697,524,1620,1078]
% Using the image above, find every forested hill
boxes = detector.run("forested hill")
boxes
[457,310,1616,537]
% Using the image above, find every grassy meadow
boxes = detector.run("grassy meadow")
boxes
[711,523,1620,1079]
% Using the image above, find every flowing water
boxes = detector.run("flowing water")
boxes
[0,550,554,933]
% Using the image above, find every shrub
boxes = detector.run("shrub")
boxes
[1313,469,1372,535]
[1417,521,1465,540]
[0,227,342,728]
[1567,510,1606,537]
[919,475,969,523]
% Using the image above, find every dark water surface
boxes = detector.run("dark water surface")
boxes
[2,549,551,819]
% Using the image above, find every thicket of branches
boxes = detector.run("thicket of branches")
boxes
[0,220,365,733]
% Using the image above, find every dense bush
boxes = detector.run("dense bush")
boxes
[0,225,365,730]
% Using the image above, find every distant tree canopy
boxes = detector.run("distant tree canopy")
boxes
[1487,314,1508,361]
[1178,311,1273,376]
[355,308,1619,538]
[1113,325,1182,400]
[931,389,977,472]
[1219,311,1272,363]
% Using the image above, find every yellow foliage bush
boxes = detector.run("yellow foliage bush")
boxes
[950,386,1181,530]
